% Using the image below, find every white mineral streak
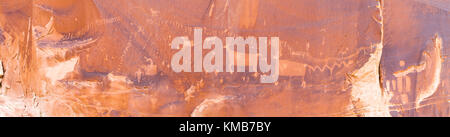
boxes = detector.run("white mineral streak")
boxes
[393,63,426,78]
[191,96,232,117]
[350,43,392,117]
[349,0,392,117]
[44,57,78,85]
[416,35,442,107]
[0,95,41,117]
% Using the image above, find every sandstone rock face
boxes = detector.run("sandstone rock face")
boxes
[0,0,448,117]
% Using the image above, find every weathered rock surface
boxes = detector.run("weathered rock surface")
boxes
[0,0,448,116]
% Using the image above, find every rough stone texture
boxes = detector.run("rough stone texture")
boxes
[0,0,448,117]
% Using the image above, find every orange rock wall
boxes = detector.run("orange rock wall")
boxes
[0,0,448,117]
